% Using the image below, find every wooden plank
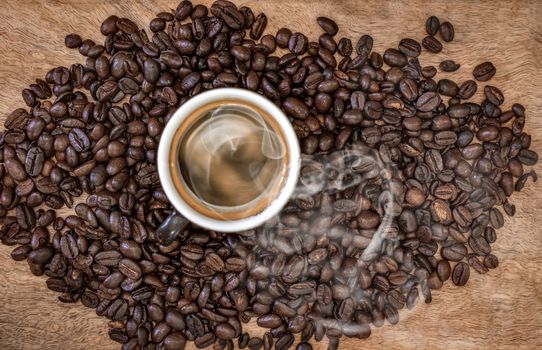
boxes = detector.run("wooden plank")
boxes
[0,0,541,349]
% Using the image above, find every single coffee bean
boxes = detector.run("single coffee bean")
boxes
[422,36,443,53]
[458,80,477,99]
[473,62,496,81]
[250,13,267,40]
[448,103,470,118]
[275,334,294,350]
[489,208,504,229]
[416,92,441,112]
[484,85,504,105]
[248,337,263,350]
[452,262,470,286]
[383,48,407,67]
[95,250,122,266]
[439,21,455,42]
[257,314,282,328]
[437,260,451,281]
[107,298,128,320]
[65,34,82,48]
[355,34,373,56]
[517,149,538,166]
[425,16,440,36]
[288,32,308,55]
[439,60,460,72]
[484,254,499,269]
[283,97,309,119]
[421,65,437,79]
[276,28,292,48]
[337,38,353,56]
[396,38,420,59]
[316,17,338,36]
[441,243,467,262]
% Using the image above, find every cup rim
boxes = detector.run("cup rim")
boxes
[157,88,300,232]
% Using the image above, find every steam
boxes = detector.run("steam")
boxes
[204,105,285,160]
[229,142,421,334]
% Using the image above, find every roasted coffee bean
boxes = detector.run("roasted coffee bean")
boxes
[16,204,36,230]
[468,256,489,274]
[425,16,440,35]
[5,157,27,182]
[96,81,120,102]
[441,243,467,262]
[275,334,294,350]
[355,34,373,56]
[337,38,353,56]
[489,208,504,229]
[473,62,496,81]
[28,246,54,265]
[447,103,470,119]
[437,260,451,281]
[165,309,186,331]
[398,38,421,58]
[484,254,499,269]
[108,298,128,320]
[316,17,338,36]
[422,36,442,53]
[484,85,504,105]
[452,262,470,286]
[439,21,455,42]
[515,170,537,191]
[248,337,263,350]
[250,13,267,40]
[163,332,186,350]
[215,323,236,340]
[288,32,308,55]
[81,291,99,309]
[416,92,441,112]
[65,34,82,48]
[458,80,477,99]
[60,233,79,260]
[257,314,282,328]
[283,97,309,120]
[517,150,538,166]
[469,235,491,256]
[383,48,407,67]
[439,60,460,72]
[275,28,292,48]
[95,250,122,266]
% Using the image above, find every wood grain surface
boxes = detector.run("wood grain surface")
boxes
[1,0,542,349]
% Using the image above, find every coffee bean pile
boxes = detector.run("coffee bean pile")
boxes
[0,1,538,349]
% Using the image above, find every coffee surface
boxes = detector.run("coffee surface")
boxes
[178,104,286,207]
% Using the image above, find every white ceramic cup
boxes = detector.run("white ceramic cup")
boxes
[157,88,300,233]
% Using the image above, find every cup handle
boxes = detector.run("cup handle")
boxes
[155,211,190,245]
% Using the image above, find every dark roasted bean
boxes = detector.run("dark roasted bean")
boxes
[422,36,442,53]
[473,62,496,81]
[425,16,440,36]
[439,21,455,42]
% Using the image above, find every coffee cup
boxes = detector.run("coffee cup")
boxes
[156,88,300,242]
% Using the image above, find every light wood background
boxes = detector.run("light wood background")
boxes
[1,0,541,349]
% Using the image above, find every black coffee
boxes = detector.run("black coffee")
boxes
[177,102,286,208]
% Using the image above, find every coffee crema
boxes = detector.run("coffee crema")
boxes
[169,99,289,220]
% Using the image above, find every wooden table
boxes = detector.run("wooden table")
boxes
[1,0,541,349]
